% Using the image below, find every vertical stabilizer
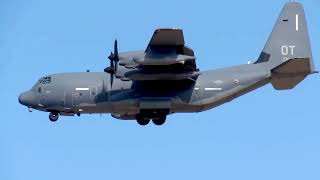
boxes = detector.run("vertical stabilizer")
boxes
[255,2,314,70]
[254,2,316,90]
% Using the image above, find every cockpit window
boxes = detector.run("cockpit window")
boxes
[38,76,51,84]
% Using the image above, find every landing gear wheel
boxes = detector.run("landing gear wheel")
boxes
[49,112,59,122]
[136,115,150,126]
[152,116,166,126]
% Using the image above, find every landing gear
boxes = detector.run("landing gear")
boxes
[152,116,166,126]
[136,114,167,126]
[136,109,169,126]
[49,112,59,122]
[136,114,150,126]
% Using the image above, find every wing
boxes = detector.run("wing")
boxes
[146,28,185,50]
[117,28,199,81]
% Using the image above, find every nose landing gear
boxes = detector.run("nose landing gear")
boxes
[49,112,59,122]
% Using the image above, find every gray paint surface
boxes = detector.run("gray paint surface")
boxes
[18,2,316,123]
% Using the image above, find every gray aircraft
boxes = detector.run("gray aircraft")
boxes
[19,2,317,125]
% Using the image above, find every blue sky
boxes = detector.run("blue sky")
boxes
[1,0,319,179]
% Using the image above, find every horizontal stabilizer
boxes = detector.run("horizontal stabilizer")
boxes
[271,58,313,90]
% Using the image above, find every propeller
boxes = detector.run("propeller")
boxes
[104,39,119,88]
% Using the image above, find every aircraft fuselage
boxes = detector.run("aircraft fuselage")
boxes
[19,63,271,120]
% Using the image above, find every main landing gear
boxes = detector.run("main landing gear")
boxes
[136,115,150,126]
[152,116,166,126]
[136,114,167,126]
[49,111,59,122]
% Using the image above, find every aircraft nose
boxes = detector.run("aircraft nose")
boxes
[19,91,37,107]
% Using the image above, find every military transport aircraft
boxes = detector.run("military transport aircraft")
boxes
[19,2,317,125]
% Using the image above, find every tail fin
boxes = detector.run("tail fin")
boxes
[255,2,317,90]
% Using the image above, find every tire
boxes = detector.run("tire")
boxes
[152,116,166,126]
[49,112,59,122]
[136,114,150,126]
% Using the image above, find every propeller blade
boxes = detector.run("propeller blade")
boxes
[110,53,114,68]
[113,39,119,73]
[115,63,118,73]
[110,73,114,88]
[114,39,118,56]
[108,52,114,61]
[105,39,119,89]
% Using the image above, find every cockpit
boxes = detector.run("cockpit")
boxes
[19,75,55,110]
[38,76,51,84]
[31,76,52,93]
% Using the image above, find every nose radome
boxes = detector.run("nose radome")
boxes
[19,91,36,107]
[18,92,28,106]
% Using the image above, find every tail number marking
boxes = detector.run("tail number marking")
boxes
[281,45,296,61]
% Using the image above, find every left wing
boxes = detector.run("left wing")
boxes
[116,28,199,81]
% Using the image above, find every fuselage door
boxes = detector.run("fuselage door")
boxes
[64,92,73,108]
[191,86,202,105]
[89,86,97,102]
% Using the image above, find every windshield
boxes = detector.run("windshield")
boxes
[31,76,51,91]
[38,76,51,84]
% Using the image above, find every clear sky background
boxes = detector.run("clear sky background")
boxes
[0,0,319,179]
